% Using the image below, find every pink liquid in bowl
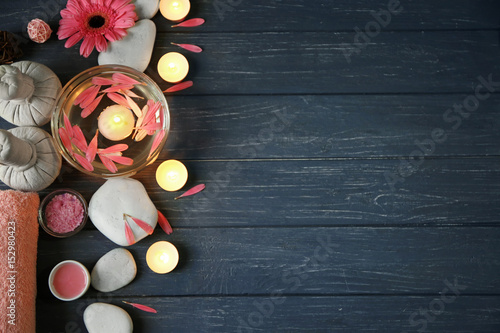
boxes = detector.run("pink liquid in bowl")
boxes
[51,262,88,300]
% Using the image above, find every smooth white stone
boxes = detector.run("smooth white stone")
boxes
[98,19,156,72]
[133,0,159,19]
[89,178,157,246]
[91,248,137,292]
[84,303,133,333]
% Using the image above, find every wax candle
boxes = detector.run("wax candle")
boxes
[156,159,188,191]
[97,105,135,141]
[159,0,190,22]
[157,52,189,83]
[146,241,179,274]
[49,260,90,301]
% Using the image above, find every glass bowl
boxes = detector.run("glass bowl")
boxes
[51,65,170,178]
[38,189,88,238]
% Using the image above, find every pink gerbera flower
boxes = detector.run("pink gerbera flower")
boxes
[57,0,138,58]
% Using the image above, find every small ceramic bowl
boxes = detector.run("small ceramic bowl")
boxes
[38,189,88,237]
[48,260,90,301]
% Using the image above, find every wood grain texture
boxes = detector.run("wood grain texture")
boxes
[0,0,498,332]
[37,227,500,297]
[37,295,500,332]
[19,157,499,228]
[6,31,500,94]
[2,0,500,33]
[163,94,500,159]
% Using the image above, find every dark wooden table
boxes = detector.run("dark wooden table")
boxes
[2,0,500,332]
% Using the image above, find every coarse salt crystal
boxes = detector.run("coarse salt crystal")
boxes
[45,193,84,234]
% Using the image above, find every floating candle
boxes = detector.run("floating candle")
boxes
[159,0,190,22]
[97,105,135,141]
[157,52,189,83]
[146,241,179,274]
[49,260,90,301]
[156,159,188,191]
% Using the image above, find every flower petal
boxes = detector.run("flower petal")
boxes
[74,153,94,171]
[81,94,104,118]
[99,154,118,173]
[125,214,153,235]
[98,144,128,154]
[86,130,98,163]
[157,210,173,235]
[123,218,135,245]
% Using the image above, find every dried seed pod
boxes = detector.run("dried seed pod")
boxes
[0,31,23,64]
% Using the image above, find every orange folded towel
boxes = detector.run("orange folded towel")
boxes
[0,190,39,333]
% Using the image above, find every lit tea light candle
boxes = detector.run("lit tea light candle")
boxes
[48,260,90,301]
[157,52,189,83]
[156,159,188,191]
[146,241,179,274]
[159,0,190,22]
[97,105,135,141]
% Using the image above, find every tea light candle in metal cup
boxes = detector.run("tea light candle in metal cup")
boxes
[157,52,189,83]
[159,0,190,22]
[97,105,135,141]
[156,159,188,192]
[146,241,179,274]
[49,260,90,301]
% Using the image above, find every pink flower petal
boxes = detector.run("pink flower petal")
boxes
[102,84,134,93]
[138,122,162,131]
[92,77,115,86]
[81,94,104,118]
[74,153,94,172]
[58,127,73,156]
[80,85,101,108]
[157,210,173,235]
[98,144,128,154]
[125,214,154,235]
[80,35,96,58]
[123,218,135,245]
[99,154,118,173]
[74,84,98,106]
[148,130,165,158]
[63,113,74,137]
[63,32,83,47]
[124,94,142,117]
[122,89,142,99]
[106,154,134,165]
[86,130,98,163]
[72,125,88,152]
[112,73,141,86]
[107,92,130,108]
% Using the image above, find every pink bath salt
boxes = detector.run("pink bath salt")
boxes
[45,193,84,233]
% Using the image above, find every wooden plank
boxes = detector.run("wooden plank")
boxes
[151,31,500,95]
[21,158,500,227]
[37,227,500,297]
[6,31,500,94]
[5,93,499,159]
[154,0,500,32]
[2,0,500,35]
[163,94,500,159]
[36,295,500,332]
[143,158,500,227]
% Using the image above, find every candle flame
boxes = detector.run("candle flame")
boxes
[168,62,177,72]
[159,252,170,263]
[167,171,179,181]
[113,115,122,123]
[172,1,179,8]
